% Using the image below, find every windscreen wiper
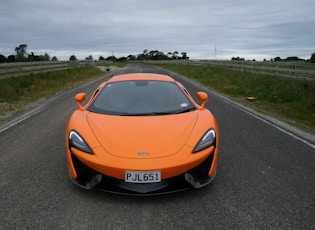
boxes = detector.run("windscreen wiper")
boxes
[173,107,196,114]
[120,108,195,116]
[120,111,173,116]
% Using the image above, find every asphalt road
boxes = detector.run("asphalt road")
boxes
[1,64,314,229]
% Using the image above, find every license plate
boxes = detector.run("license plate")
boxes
[125,171,161,183]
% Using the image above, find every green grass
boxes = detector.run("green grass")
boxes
[1,62,314,131]
[154,63,315,131]
[0,66,105,117]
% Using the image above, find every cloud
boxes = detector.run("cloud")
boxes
[1,0,314,60]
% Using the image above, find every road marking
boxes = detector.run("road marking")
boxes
[0,73,113,134]
[178,74,315,150]
[0,107,46,134]
[221,97,315,150]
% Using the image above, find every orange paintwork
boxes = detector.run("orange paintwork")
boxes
[66,73,219,184]
[86,113,198,158]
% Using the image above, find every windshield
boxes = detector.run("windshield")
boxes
[88,80,195,115]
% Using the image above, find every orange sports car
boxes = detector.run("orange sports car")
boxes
[65,73,219,195]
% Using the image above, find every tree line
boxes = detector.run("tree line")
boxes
[1,44,314,63]
[0,44,58,63]
[0,45,189,63]
[232,54,315,63]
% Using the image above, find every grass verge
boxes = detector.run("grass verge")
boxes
[0,65,105,119]
[1,63,314,132]
[154,63,315,131]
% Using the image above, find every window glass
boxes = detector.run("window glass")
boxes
[88,80,195,115]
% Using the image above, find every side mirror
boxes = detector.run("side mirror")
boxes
[197,92,208,108]
[74,93,86,110]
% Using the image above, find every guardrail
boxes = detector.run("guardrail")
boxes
[146,60,315,81]
[0,60,112,80]
[201,60,315,81]
[2,60,315,81]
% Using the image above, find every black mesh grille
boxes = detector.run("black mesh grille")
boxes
[188,152,214,183]
[69,150,215,194]
[71,152,98,186]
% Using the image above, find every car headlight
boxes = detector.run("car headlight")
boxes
[69,130,93,154]
[193,129,216,153]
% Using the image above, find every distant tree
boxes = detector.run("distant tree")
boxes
[43,53,50,61]
[285,56,304,61]
[310,53,315,63]
[15,44,28,61]
[27,52,40,61]
[69,55,77,61]
[52,56,58,61]
[118,57,127,62]
[0,54,6,63]
[127,55,136,61]
[106,55,117,62]
[274,57,281,61]
[231,57,245,61]
[172,51,179,59]
[99,56,105,61]
[181,52,188,60]
[136,54,145,60]
[143,49,148,59]
[131,49,189,61]
[147,50,165,60]
[6,55,15,62]
[149,50,158,59]
[85,55,93,61]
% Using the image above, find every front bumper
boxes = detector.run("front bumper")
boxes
[68,150,217,195]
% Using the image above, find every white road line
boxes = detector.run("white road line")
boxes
[0,74,112,134]
[0,107,46,134]
[220,96,315,150]
[2,71,314,150]
[179,74,315,150]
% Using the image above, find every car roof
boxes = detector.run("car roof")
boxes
[108,73,176,83]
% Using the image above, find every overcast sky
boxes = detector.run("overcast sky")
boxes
[1,0,314,61]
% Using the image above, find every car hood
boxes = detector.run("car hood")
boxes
[86,112,197,158]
